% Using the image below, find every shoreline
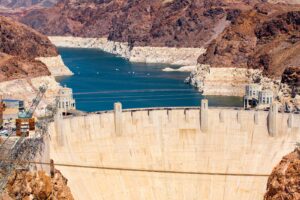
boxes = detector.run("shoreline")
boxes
[47,36,275,98]
[47,36,299,109]
[36,55,73,77]
[48,36,205,66]
[186,65,282,97]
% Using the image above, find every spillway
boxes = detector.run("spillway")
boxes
[48,102,300,200]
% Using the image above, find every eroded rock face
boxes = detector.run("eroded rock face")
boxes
[282,67,300,89]
[0,16,57,58]
[19,0,260,47]
[0,0,58,9]
[2,169,74,200]
[198,3,300,79]
[0,16,60,82]
[265,148,300,200]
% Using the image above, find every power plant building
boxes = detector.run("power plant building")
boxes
[244,84,274,109]
[258,89,273,106]
[57,86,76,114]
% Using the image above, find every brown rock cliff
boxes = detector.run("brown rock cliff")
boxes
[2,169,74,200]
[198,3,300,78]
[265,148,300,200]
[0,16,58,82]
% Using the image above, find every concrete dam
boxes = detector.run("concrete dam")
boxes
[48,100,300,200]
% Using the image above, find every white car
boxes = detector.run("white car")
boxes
[0,129,9,136]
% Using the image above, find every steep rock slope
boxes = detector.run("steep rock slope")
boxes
[197,3,300,78]
[19,0,260,48]
[0,16,64,82]
[1,169,74,199]
[15,0,300,99]
[268,0,300,4]
[265,148,300,200]
[0,0,58,9]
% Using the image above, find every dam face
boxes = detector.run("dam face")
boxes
[48,103,300,200]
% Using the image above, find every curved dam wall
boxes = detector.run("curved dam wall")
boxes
[48,102,300,200]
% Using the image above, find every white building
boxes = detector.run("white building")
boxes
[244,84,261,109]
[57,86,76,114]
[244,84,274,109]
[258,90,273,106]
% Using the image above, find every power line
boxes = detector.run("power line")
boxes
[0,159,270,177]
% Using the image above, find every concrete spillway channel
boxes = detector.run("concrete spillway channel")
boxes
[48,102,300,200]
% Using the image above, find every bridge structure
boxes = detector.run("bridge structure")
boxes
[48,100,300,200]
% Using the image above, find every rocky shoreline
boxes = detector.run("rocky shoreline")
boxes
[186,65,282,96]
[48,36,300,110]
[186,64,300,110]
[48,36,205,66]
[36,55,73,77]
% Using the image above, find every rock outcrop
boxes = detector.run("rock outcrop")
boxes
[2,169,74,200]
[0,0,58,9]
[197,3,300,79]
[0,16,72,81]
[36,55,73,77]
[268,0,300,4]
[265,148,300,200]
[188,2,300,98]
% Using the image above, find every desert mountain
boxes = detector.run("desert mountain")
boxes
[16,0,300,81]
[19,0,264,47]
[197,3,300,79]
[0,16,58,81]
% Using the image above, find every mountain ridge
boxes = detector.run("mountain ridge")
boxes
[0,16,59,81]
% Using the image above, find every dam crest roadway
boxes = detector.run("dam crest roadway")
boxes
[48,100,300,200]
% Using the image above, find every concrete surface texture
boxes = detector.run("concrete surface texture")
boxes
[48,102,300,200]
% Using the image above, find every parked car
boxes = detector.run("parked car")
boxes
[0,129,9,137]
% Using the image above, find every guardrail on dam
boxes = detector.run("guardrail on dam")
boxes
[49,100,300,200]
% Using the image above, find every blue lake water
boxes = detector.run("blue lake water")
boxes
[57,48,243,112]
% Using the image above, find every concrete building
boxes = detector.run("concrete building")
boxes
[56,86,76,114]
[243,84,260,109]
[258,89,273,106]
[244,84,274,109]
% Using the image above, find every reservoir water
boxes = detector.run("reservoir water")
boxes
[57,48,243,112]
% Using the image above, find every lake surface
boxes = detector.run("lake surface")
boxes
[57,48,243,112]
